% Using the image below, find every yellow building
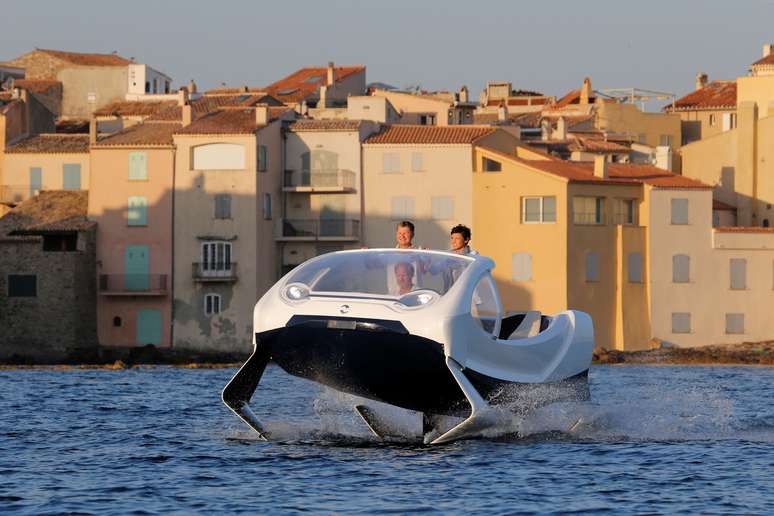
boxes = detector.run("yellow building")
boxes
[472,146,711,350]
[362,125,519,250]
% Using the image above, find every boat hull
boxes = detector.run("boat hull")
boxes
[259,315,589,417]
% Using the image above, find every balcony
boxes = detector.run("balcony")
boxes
[0,185,43,205]
[276,218,360,241]
[192,262,238,282]
[99,274,168,296]
[283,169,356,193]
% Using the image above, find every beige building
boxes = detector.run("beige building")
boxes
[2,134,89,204]
[171,106,284,351]
[280,119,379,273]
[371,88,476,126]
[362,125,520,250]
[664,76,737,145]
[472,146,712,350]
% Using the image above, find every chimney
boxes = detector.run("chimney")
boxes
[580,77,592,105]
[459,85,469,103]
[319,85,329,108]
[182,104,192,127]
[255,105,269,125]
[177,88,189,106]
[764,44,774,58]
[593,154,608,179]
[555,116,567,140]
[89,117,97,145]
[327,61,335,86]
[540,119,551,141]
[695,72,708,91]
[187,79,198,94]
[497,102,508,121]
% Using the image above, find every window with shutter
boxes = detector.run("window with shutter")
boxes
[128,152,148,180]
[127,196,148,226]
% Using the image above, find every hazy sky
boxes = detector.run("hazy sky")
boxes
[2,0,773,104]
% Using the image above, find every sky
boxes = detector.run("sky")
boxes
[2,0,773,107]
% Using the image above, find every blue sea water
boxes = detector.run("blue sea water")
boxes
[1,364,773,514]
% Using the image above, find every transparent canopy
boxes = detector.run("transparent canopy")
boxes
[285,250,475,298]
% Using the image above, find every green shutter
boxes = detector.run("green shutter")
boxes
[136,308,162,345]
[63,164,81,190]
[124,245,150,291]
[128,196,148,226]
[129,152,148,180]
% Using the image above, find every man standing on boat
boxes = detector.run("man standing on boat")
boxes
[395,220,418,249]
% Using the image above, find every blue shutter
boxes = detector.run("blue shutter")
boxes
[136,308,162,345]
[124,245,150,291]
[128,196,148,226]
[29,167,42,198]
[62,164,81,190]
[128,152,148,180]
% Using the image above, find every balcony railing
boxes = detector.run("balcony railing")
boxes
[610,213,636,226]
[0,185,44,204]
[99,274,168,295]
[283,169,356,191]
[192,262,238,282]
[276,218,360,240]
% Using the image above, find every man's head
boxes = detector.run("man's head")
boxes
[395,220,415,248]
[450,224,471,252]
[394,261,415,293]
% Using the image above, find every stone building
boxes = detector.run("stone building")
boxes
[0,190,97,361]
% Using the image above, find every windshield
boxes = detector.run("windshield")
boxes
[285,250,474,298]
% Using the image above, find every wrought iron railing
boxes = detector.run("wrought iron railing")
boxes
[192,262,238,281]
[277,218,360,239]
[99,274,168,294]
[283,169,356,189]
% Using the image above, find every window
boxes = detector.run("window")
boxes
[585,252,599,282]
[128,152,148,180]
[573,196,604,225]
[214,194,231,219]
[62,164,81,190]
[145,81,150,93]
[613,199,636,225]
[670,198,689,225]
[672,312,691,334]
[204,293,222,315]
[628,253,643,283]
[709,114,717,126]
[382,153,400,173]
[511,253,532,281]
[659,134,673,147]
[390,196,415,219]
[431,197,454,220]
[263,193,272,220]
[638,134,647,144]
[672,254,690,283]
[411,152,423,172]
[8,274,37,297]
[202,242,232,273]
[164,81,170,94]
[127,196,148,226]
[258,145,268,172]
[522,196,556,223]
[152,78,158,94]
[113,316,122,327]
[471,275,501,336]
[419,114,435,125]
[43,234,77,251]
[725,313,744,334]
[722,113,737,132]
[192,143,246,170]
[730,258,746,290]
[483,157,502,172]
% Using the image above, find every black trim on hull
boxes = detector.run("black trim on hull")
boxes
[253,317,591,417]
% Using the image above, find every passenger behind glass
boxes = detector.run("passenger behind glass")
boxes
[392,261,416,296]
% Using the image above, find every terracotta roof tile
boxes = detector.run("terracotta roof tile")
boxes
[265,66,365,104]
[94,122,181,147]
[0,191,93,240]
[667,81,737,111]
[714,226,774,233]
[713,199,736,211]
[567,137,630,154]
[12,79,61,93]
[752,53,774,66]
[288,119,362,132]
[144,97,289,123]
[174,109,261,135]
[364,125,495,145]
[479,146,711,189]
[5,134,90,154]
[38,49,132,66]
[94,100,177,117]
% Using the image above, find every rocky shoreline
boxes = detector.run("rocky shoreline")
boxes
[594,340,774,365]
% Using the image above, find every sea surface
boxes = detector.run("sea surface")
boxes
[1,364,773,514]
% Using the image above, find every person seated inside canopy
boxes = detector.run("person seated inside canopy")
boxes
[392,261,416,296]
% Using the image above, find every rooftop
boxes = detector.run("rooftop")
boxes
[94,100,178,117]
[5,134,90,154]
[94,122,181,147]
[752,53,774,67]
[287,119,362,132]
[174,109,262,135]
[12,79,61,93]
[364,125,495,145]
[0,190,93,241]
[265,65,365,104]
[666,81,737,111]
[34,48,132,67]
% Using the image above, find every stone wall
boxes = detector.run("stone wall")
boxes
[0,229,97,361]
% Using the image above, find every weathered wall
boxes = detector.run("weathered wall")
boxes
[57,67,128,119]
